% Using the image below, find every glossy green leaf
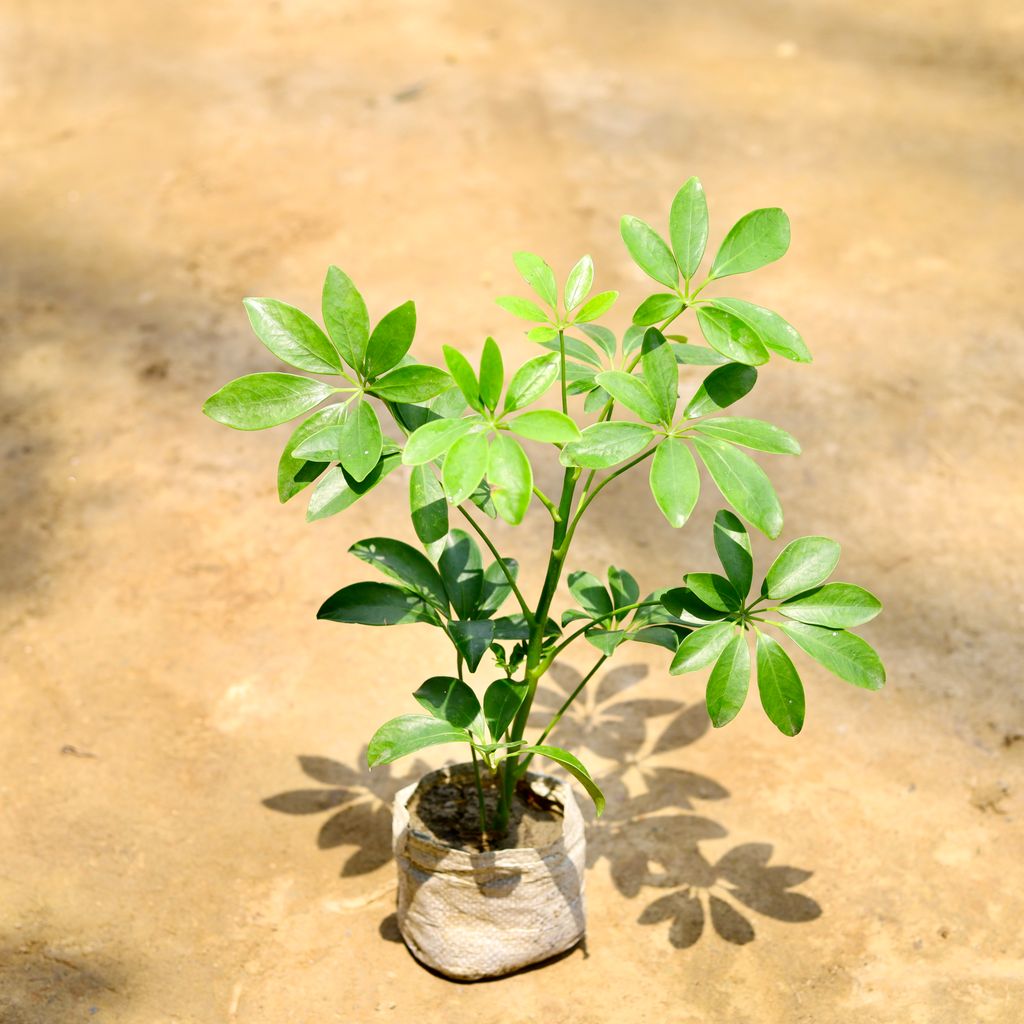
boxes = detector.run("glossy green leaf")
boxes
[369,365,451,403]
[438,529,483,619]
[243,297,343,374]
[709,208,790,280]
[305,450,401,522]
[755,633,805,735]
[365,300,416,377]
[513,251,558,308]
[478,558,519,617]
[706,634,750,727]
[692,417,800,455]
[568,571,613,618]
[443,429,489,505]
[620,215,678,288]
[583,386,610,414]
[402,417,480,466]
[766,536,841,600]
[277,405,348,503]
[670,620,737,674]
[649,438,700,528]
[633,293,684,326]
[322,266,370,371]
[507,410,581,444]
[778,621,885,690]
[684,364,758,418]
[492,614,533,640]
[608,566,640,612]
[779,583,882,628]
[641,328,678,424]
[543,335,603,367]
[713,509,753,598]
[478,337,504,412]
[685,572,741,612]
[413,676,481,730]
[349,537,448,612]
[487,433,532,525]
[525,745,605,815]
[579,324,616,359]
[368,715,471,768]
[562,422,653,468]
[693,436,783,538]
[504,353,560,413]
[586,628,626,656]
[338,400,383,482]
[661,587,729,625]
[565,255,594,310]
[527,325,559,343]
[622,324,647,356]
[669,177,709,280]
[442,345,482,410]
[448,619,496,671]
[594,371,661,423]
[317,581,438,626]
[670,342,730,366]
[496,295,548,323]
[410,465,448,548]
[574,290,618,323]
[706,298,811,363]
[203,373,334,430]
[696,306,769,366]
[483,679,526,741]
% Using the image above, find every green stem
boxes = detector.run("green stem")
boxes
[558,328,568,415]
[455,503,533,624]
[470,746,490,846]
[532,485,562,522]
[540,600,660,669]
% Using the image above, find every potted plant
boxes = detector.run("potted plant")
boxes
[203,178,884,979]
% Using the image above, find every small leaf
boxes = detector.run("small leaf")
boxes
[365,300,416,377]
[478,337,504,411]
[692,417,800,455]
[487,433,532,525]
[779,583,882,628]
[496,295,549,322]
[317,581,438,626]
[608,566,640,612]
[670,620,737,674]
[443,430,490,505]
[562,422,654,468]
[713,509,753,599]
[684,364,758,418]
[504,353,560,413]
[402,417,480,466]
[513,251,558,308]
[508,410,581,444]
[709,208,790,280]
[203,373,334,430]
[706,635,750,727]
[410,465,448,547]
[447,619,496,671]
[305,450,401,522]
[696,306,769,366]
[438,530,483,619]
[583,386,611,414]
[542,335,603,367]
[413,676,481,730]
[478,558,519,617]
[442,346,482,410]
[641,327,679,425]
[669,176,709,280]
[333,400,381,482]
[277,405,347,503]
[693,436,783,538]
[568,570,613,619]
[525,745,605,815]
[756,633,805,735]
[243,297,343,374]
[685,572,741,612]
[661,587,729,625]
[766,536,841,600]
[622,324,647,356]
[526,325,559,343]
[322,266,370,371]
[633,294,684,326]
[594,371,661,423]
[579,324,616,359]
[367,715,471,767]
[620,215,678,288]
[565,255,595,310]
[369,365,451,403]
[670,342,730,366]
[484,679,526,741]
[349,537,448,612]
[574,290,618,323]
[706,298,811,363]
[649,438,700,528]
[586,628,626,656]
[778,621,885,690]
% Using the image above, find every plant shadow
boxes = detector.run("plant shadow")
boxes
[263,663,822,948]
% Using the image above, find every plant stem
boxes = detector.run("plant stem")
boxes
[539,599,661,668]
[470,746,490,847]
[455,503,533,624]
[532,485,561,522]
[558,328,568,415]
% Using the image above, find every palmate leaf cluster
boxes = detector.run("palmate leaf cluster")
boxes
[203,178,885,821]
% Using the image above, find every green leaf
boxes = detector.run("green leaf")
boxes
[478,337,504,411]
[693,436,783,539]
[369,365,451,403]
[669,176,709,280]
[685,572,741,612]
[442,346,482,410]
[203,373,334,430]
[322,266,370,371]
[594,371,661,424]
[349,537,449,612]
[620,215,678,288]
[778,621,885,690]
[766,536,841,600]
[670,620,737,674]
[527,325,559,343]
[779,583,882,628]
[568,570,613,618]
[487,433,532,525]
[692,417,800,455]
[504,353,560,413]
[525,745,605,815]
[583,386,610,414]
[713,509,753,599]
[684,364,758,418]
[364,300,416,377]
[706,634,750,727]
[305,450,401,521]
[317,581,438,626]
[709,208,790,280]
[338,399,383,482]
[649,438,700,528]
[633,294,684,326]
[496,295,548,323]
[755,633,805,735]
[438,530,483,619]
[483,679,526,741]
[413,676,481,730]
[243,297,343,374]
[410,465,448,547]
[579,324,616,359]
[443,430,490,505]
[565,255,594,310]
[448,619,496,672]
[562,422,653,468]
[277,405,348,503]
[492,614,533,640]
[670,342,730,366]
[574,290,618,323]
[513,251,558,308]
[368,715,471,768]
[608,565,640,612]
[705,298,811,363]
[696,306,769,366]
[641,328,678,425]
[542,336,603,367]
[479,558,519,617]
[507,410,581,444]
[661,587,729,625]
[402,417,480,466]
[622,324,647,356]
[586,628,626,656]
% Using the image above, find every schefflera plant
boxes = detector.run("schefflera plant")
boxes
[203,178,884,840]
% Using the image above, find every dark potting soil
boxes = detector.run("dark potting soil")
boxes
[408,773,564,852]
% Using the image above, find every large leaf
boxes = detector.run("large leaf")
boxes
[713,509,753,598]
[765,537,841,600]
[487,433,532,525]
[243,297,343,373]
[349,537,448,612]
[669,176,709,280]
[504,353,560,413]
[641,328,679,425]
[443,430,490,505]
[693,417,800,455]
[317,581,438,626]
[706,298,811,363]
[594,371,661,423]
[562,422,653,468]
[513,251,558,308]
[305,450,401,521]
[649,438,699,528]
[779,583,882,628]
[365,300,416,377]
[367,715,471,768]
[203,373,333,430]
[661,587,729,625]
[684,364,758,419]
[413,676,481,730]
[525,745,606,815]
[478,337,504,412]
[574,290,618,324]
[670,620,737,674]
[409,465,448,546]
[338,399,383,482]
[755,633,805,736]
[483,679,526,741]
[620,215,678,288]
[448,619,496,671]
[709,208,790,280]
[778,621,885,690]
[706,634,750,727]
[696,306,769,366]
[277,405,348,503]
[685,573,742,612]
[568,570,613,618]
[507,410,580,444]
[369,365,451,403]
[693,436,783,539]
[633,293,684,326]
[438,530,483,619]
[564,255,594,310]
[322,266,370,370]
[403,417,480,465]
[670,341,730,366]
